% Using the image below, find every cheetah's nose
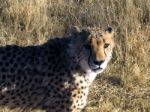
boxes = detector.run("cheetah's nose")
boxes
[93,60,104,66]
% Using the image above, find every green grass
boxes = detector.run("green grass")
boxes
[0,0,150,112]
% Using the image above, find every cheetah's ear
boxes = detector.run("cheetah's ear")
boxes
[105,27,114,37]
[70,26,81,36]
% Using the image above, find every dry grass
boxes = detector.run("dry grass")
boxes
[0,0,150,112]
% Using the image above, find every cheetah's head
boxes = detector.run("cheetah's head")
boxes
[70,26,115,74]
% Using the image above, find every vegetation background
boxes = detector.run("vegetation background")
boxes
[0,0,150,112]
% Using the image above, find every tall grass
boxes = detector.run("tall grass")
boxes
[0,0,150,112]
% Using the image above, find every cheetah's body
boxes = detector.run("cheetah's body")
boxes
[0,26,115,112]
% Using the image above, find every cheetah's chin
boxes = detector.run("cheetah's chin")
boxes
[89,60,108,73]
[91,66,102,71]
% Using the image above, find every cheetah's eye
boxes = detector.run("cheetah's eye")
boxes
[104,43,110,48]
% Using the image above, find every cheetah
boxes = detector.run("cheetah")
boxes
[0,26,115,112]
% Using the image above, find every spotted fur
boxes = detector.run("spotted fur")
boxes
[0,26,114,112]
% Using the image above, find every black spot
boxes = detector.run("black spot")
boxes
[58,78,63,82]
[81,86,85,89]
[65,100,70,104]
[27,102,33,106]
[15,80,20,85]
[21,97,26,101]
[3,100,8,104]
[58,66,62,70]
[19,83,24,88]
[51,106,55,109]
[16,76,21,80]
[6,52,11,57]
[28,78,32,83]
[41,72,46,77]
[1,67,6,73]
[17,57,21,62]
[10,92,14,96]
[12,54,16,58]
[42,62,47,66]
[80,96,82,99]
[47,73,52,77]
[21,101,26,105]
[80,80,83,83]
[11,77,15,82]
[16,92,21,96]
[55,76,58,79]
[67,92,72,96]
[14,102,20,106]
[55,81,59,85]
[22,54,26,57]
[50,78,54,82]
[56,87,60,91]
[67,108,72,111]
[78,91,80,94]
[14,63,18,67]
[52,67,57,72]
[29,87,34,91]
[0,95,5,99]
[60,84,64,88]
[81,103,84,106]
[48,66,52,70]
[24,89,28,93]
[5,62,9,67]
[61,64,65,68]
[2,56,7,60]
[60,105,65,109]
[60,73,64,76]
[10,68,15,73]
[17,69,22,74]
[23,75,28,80]
[47,57,53,62]
[44,50,49,55]
[11,96,16,99]
[9,59,14,63]
[18,50,22,55]
[2,75,6,80]
[72,94,76,97]
[0,61,3,66]
[0,50,5,54]
[34,78,42,84]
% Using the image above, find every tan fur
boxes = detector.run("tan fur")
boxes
[89,28,115,61]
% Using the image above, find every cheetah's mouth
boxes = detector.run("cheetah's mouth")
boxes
[87,53,103,72]
[90,62,104,72]
[85,48,112,73]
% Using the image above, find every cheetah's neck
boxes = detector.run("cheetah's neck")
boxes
[67,43,99,85]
